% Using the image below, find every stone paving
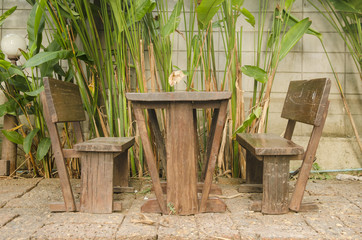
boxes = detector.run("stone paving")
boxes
[0,177,360,239]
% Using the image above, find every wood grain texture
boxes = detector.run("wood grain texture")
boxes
[199,100,228,213]
[147,109,167,175]
[289,102,330,212]
[133,106,167,214]
[113,151,129,187]
[153,182,222,195]
[80,152,114,213]
[43,77,86,123]
[41,92,77,212]
[236,133,304,156]
[126,91,231,102]
[245,151,263,184]
[281,78,331,126]
[74,137,135,152]
[262,156,290,214]
[166,103,198,215]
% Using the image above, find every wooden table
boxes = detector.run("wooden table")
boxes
[126,92,231,215]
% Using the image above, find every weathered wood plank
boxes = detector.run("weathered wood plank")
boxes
[74,137,135,152]
[166,103,198,215]
[262,156,290,214]
[153,182,222,195]
[0,160,10,176]
[236,133,304,156]
[80,152,114,213]
[199,100,228,213]
[126,92,232,102]
[289,102,330,212]
[281,78,331,126]
[133,106,167,214]
[43,77,86,123]
[245,151,263,184]
[113,151,129,187]
[62,149,81,159]
[147,109,167,176]
[41,92,77,212]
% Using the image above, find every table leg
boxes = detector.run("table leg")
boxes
[133,105,167,214]
[147,109,167,176]
[166,103,198,215]
[202,108,219,180]
[200,100,228,213]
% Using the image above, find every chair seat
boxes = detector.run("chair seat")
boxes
[236,133,304,156]
[74,137,135,152]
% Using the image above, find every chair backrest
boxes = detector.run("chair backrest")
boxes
[43,77,86,123]
[281,78,331,126]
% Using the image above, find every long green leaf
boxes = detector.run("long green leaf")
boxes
[197,0,225,29]
[36,137,51,160]
[240,8,255,27]
[233,107,262,136]
[0,100,17,117]
[23,50,73,68]
[279,18,312,61]
[161,0,183,37]
[241,65,267,83]
[25,86,44,97]
[1,130,24,145]
[24,128,39,153]
[27,2,46,55]
[134,0,156,22]
[0,60,11,70]
[0,6,17,26]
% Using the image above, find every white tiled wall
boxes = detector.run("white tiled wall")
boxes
[1,0,361,138]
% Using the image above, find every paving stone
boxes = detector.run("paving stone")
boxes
[303,214,359,239]
[336,214,362,235]
[232,212,318,239]
[0,211,49,240]
[4,178,79,209]
[158,215,199,240]
[48,212,125,224]
[0,178,41,207]
[33,223,119,240]
[116,214,160,240]
[302,195,361,215]
[0,209,18,227]
[196,213,240,240]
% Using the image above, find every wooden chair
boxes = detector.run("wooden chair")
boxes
[41,77,135,213]
[237,78,331,214]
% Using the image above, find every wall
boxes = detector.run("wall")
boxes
[0,0,360,169]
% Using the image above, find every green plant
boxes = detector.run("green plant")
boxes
[307,0,362,151]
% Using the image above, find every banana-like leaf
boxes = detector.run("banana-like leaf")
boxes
[241,65,267,83]
[25,86,44,97]
[239,8,255,27]
[0,6,17,27]
[0,60,11,70]
[23,50,73,68]
[279,18,312,61]
[134,0,156,22]
[233,107,262,136]
[161,0,183,37]
[278,8,322,39]
[285,0,296,10]
[329,0,362,13]
[0,100,17,117]
[27,1,46,55]
[36,137,51,160]
[24,128,39,153]
[1,130,24,145]
[197,0,225,29]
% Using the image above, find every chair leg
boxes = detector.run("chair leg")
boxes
[113,151,129,187]
[80,152,114,214]
[246,151,263,184]
[262,156,290,214]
